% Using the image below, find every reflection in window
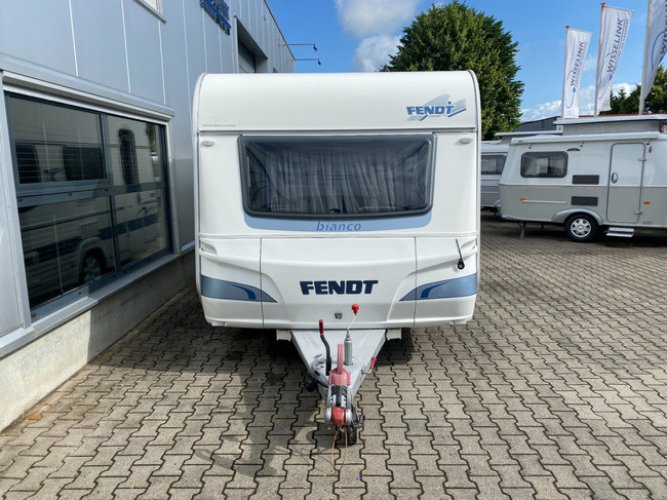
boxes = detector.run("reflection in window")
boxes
[114,191,168,268]
[8,93,170,311]
[119,129,139,185]
[63,146,104,181]
[109,117,163,186]
[141,0,161,12]
[7,96,104,184]
[19,198,114,307]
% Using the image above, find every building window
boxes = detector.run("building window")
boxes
[481,154,506,175]
[139,0,161,13]
[118,129,139,185]
[238,41,257,74]
[520,152,568,178]
[10,97,105,185]
[7,94,170,312]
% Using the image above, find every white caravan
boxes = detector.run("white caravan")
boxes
[482,131,561,211]
[481,140,508,210]
[194,72,480,442]
[499,115,667,241]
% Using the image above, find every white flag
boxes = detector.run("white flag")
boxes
[596,6,632,113]
[641,0,667,107]
[562,28,592,118]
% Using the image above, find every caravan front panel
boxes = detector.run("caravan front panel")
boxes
[195,72,481,330]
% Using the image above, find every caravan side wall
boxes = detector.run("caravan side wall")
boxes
[195,72,481,330]
[500,135,667,229]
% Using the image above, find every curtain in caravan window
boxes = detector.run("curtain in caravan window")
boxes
[242,137,433,218]
[520,152,568,178]
[481,155,506,175]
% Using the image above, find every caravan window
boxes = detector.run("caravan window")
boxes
[241,136,434,218]
[481,154,506,175]
[521,152,567,178]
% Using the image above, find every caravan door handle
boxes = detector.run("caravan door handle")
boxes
[610,172,619,183]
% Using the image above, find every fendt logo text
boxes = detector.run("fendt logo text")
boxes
[407,96,467,121]
[300,280,378,295]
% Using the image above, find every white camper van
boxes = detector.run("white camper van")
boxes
[194,72,480,441]
[499,115,667,242]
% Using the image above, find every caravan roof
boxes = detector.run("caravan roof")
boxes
[553,114,667,126]
[196,71,479,133]
[511,131,663,145]
[481,140,509,154]
[493,130,561,144]
[554,114,667,135]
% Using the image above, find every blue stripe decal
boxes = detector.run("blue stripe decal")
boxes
[244,212,431,232]
[401,273,478,301]
[200,275,277,303]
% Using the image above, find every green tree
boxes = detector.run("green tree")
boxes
[383,2,524,138]
[605,65,667,114]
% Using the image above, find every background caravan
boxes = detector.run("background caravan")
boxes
[193,72,481,442]
[481,140,508,211]
[499,115,667,242]
[482,131,561,211]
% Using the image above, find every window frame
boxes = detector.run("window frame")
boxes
[520,151,568,178]
[238,134,436,220]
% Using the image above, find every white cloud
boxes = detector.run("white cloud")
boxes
[352,35,400,72]
[577,85,597,115]
[583,55,596,73]
[521,100,562,122]
[336,0,420,38]
[613,82,637,96]
[521,82,638,122]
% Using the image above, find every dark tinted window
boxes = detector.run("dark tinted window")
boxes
[8,94,169,311]
[7,96,104,184]
[109,117,163,186]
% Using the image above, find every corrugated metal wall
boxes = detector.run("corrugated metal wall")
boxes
[0,0,294,343]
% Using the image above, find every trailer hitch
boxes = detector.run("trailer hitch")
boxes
[295,305,387,446]
[321,307,364,443]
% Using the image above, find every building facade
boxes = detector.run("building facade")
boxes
[0,0,294,430]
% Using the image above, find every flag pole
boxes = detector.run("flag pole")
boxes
[639,0,652,114]
[594,2,606,116]
[561,26,570,119]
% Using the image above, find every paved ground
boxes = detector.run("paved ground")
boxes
[2,215,667,499]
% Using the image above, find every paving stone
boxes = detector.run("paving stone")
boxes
[2,217,667,499]
[7,466,59,493]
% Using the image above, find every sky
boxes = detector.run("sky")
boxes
[269,0,650,121]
